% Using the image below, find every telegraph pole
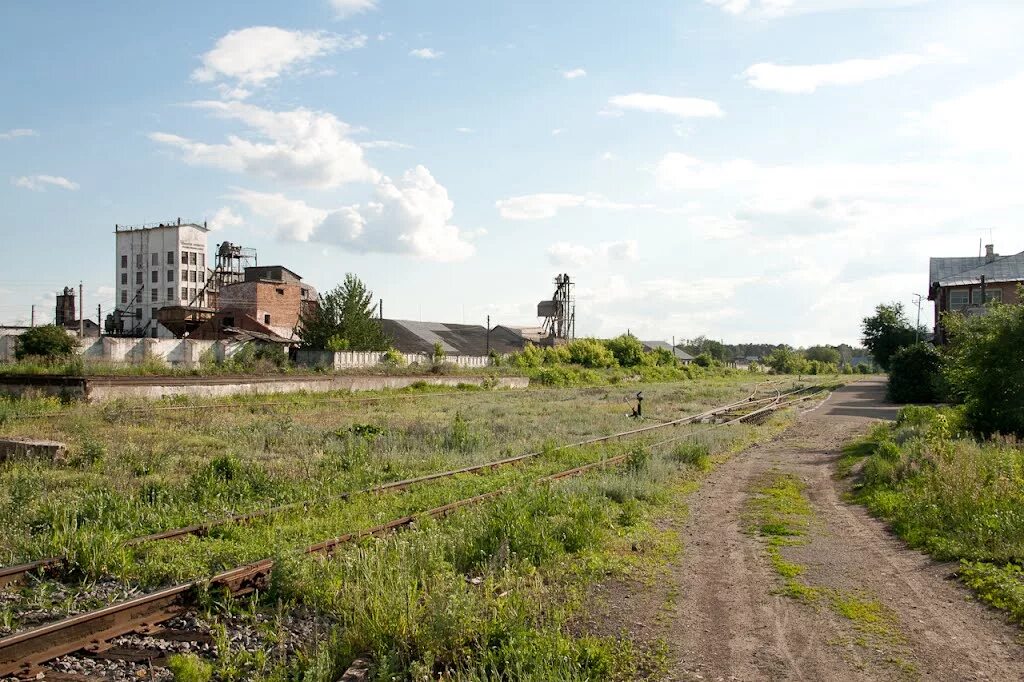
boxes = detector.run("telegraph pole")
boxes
[97,305,102,336]
[912,294,923,343]
[30,305,35,327]
[79,281,84,338]
[486,315,491,355]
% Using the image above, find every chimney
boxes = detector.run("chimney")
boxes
[985,244,996,263]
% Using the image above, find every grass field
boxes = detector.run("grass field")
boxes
[0,375,820,680]
[842,405,1024,627]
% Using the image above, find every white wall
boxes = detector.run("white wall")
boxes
[296,350,493,370]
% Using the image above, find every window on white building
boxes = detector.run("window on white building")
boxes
[151,270,158,283]
[151,253,158,266]
[189,252,197,266]
[199,271,205,283]
[121,290,127,304]
[181,252,188,265]
[190,270,197,283]
[181,288,188,301]
[167,251,174,265]
[167,270,174,282]
[121,255,128,268]
[167,287,173,301]
[135,271,143,285]
[151,289,158,302]
[121,273,127,285]
[200,253,205,267]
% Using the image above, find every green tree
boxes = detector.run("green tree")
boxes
[682,336,729,362]
[804,345,841,365]
[886,343,943,404]
[861,303,918,371]
[297,274,388,351]
[943,294,1024,437]
[604,334,645,367]
[15,325,76,360]
[763,346,809,374]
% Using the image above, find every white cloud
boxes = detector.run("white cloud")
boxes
[600,152,618,161]
[329,0,377,18]
[0,128,37,140]
[409,48,443,60]
[915,72,1024,154]
[208,206,244,231]
[192,27,365,90]
[150,100,378,189]
[705,0,932,18]
[547,240,640,267]
[551,128,565,136]
[455,127,475,134]
[495,193,654,221]
[360,139,413,150]
[607,93,723,118]
[12,175,79,191]
[231,166,474,262]
[563,68,587,79]
[743,48,952,93]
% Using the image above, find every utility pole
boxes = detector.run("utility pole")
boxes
[31,305,35,327]
[486,315,491,356]
[912,293,923,343]
[78,282,84,338]
[97,305,102,336]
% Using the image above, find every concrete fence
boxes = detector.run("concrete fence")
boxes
[0,335,495,371]
[295,350,493,370]
[0,335,247,367]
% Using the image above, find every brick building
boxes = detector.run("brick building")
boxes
[189,266,317,342]
[928,244,1024,343]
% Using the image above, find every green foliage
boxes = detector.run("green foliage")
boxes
[646,347,677,367]
[381,348,406,367]
[681,336,729,362]
[564,338,616,369]
[432,342,446,364]
[297,274,388,351]
[861,302,919,371]
[886,343,943,404]
[15,325,76,360]
[603,334,645,368]
[693,353,715,368]
[943,295,1024,437]
[669,441,711,471]
[763,347,804,374]
[804,345,841,365]
[509,343,544,369]
[167,653,214,682]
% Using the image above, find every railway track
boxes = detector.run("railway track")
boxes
[0,383,827,677]
[0,383,799,590]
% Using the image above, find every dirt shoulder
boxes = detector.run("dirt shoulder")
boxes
[598,379,1024,681]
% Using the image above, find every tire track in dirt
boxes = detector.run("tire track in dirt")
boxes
[665,379,1024,681]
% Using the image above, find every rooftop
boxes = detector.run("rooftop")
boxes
[115,219,208,232]
[936,251,1024,287]
[381,319,527,356]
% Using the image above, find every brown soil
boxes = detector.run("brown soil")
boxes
[594,379,1024,681]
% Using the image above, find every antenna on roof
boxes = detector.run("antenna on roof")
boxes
[979,238,982,257]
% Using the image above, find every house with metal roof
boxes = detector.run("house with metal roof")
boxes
[640,340,695,364]
[928,244,1024,342]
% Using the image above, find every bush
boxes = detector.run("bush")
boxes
[432,341,446,364]
[943,296,1024,437]
[381,348,406,367]
[564,338,616,369]
[15,325,76,360]
[886,343,942,404]
[603,335,645,368]
[693,352,715,368]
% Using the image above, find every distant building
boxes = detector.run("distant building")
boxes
[189,266,317,342]
[928,243,1024,343]
[381,319,528,356]
[641,340,695,364]
[113,219,210,338]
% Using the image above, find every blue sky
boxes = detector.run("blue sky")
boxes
[2,0,1023,345]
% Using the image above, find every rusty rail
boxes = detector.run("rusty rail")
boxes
[0,385,795,589]
[0,384,819,675]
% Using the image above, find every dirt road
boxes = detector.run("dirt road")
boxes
[665,379,1024,681]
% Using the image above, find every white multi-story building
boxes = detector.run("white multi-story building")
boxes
[114,220,209,338]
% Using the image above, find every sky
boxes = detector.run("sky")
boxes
[2,0,1023,346]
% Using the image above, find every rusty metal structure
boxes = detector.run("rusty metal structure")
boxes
[537,273,575,341]
[0,384,825,674]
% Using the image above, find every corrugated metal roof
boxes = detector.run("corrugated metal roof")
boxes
[380,319,528,356]
[641,340,695,361]
[929,256,986,285]
[937,251,1024,286]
